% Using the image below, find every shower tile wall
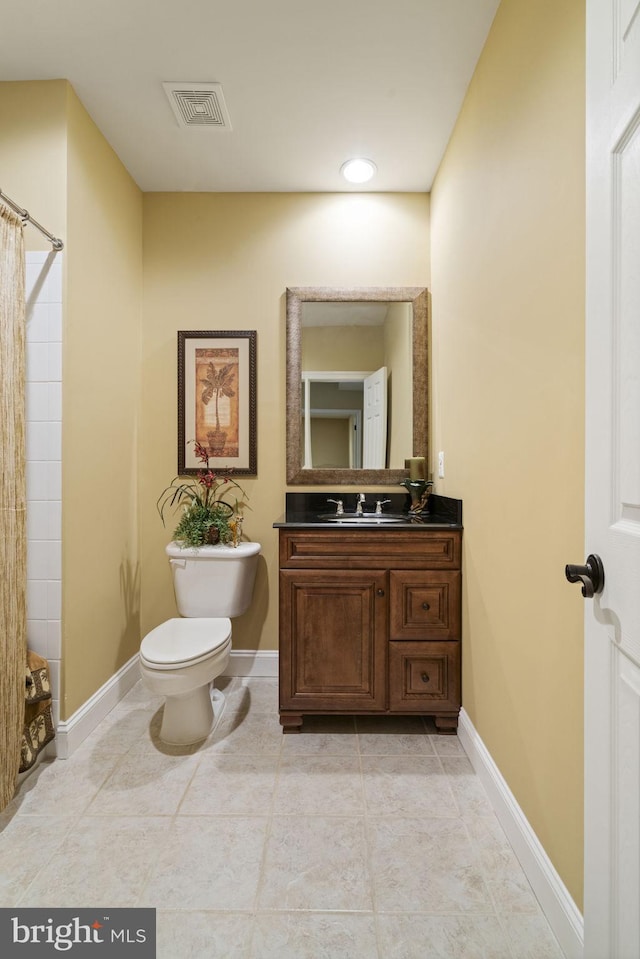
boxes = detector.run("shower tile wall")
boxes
[25,250,63,728]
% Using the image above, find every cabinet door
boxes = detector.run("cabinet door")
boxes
[279,569,387,711]
[389,641,461,712]
[389,570,461,641]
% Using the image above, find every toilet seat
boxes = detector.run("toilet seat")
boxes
[140,617,231,670]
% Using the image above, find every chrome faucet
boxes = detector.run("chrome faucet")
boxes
[327,498,344,515]
[355,493,366,516]
[375,499,391,515]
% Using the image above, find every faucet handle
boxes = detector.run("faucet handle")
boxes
[375,499,391,515]
[327,498,344,515]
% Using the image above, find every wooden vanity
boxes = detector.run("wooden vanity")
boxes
[275,498,462,733]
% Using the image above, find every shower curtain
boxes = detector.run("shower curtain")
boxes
[0,205,27,811]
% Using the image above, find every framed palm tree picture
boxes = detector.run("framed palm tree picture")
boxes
[178,330,257,475]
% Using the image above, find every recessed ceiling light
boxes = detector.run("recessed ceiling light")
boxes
[340,158,377,184]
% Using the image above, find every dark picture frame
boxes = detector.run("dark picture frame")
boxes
[177,330,257,476]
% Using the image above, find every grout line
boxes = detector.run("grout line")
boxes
[354,718,386,959]
[247,711,286,957]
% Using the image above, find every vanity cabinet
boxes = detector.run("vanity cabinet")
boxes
[278,528,462,733]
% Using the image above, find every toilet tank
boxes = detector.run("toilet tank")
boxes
[166,542,261,618]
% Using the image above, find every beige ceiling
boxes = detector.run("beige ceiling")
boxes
[1,0,500,192]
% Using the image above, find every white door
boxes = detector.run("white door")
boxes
[362,366,387,468]
[584,1,640,956]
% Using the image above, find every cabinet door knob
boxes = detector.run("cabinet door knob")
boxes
[421,672,430,683]
[377,588,385,596]
[422,602,430,610]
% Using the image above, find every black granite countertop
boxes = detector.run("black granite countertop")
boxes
[273,492,462,529]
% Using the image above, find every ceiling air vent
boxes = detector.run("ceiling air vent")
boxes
[163,82,232,129]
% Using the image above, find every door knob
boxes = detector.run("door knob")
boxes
[565,554,605,598]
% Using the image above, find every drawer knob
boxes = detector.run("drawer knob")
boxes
[421,672,430,683]
[422,602,430,610]
[377,588,385,597]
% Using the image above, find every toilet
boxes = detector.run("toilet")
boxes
[139,540,261,745]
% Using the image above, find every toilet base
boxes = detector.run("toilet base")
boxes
[159,684,226,745]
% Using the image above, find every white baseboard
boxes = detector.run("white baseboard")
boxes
[54,654,141,759]
[457,708,584,959]
[223,649,279,677]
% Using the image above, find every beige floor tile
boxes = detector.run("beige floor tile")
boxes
[501,914,566,958]
[0,815,72,905]
[429,733,467,757]
[156,910,254,959]
[273,755,365,816]
[18,816,167,907]
[376,914,513,958]
[119,680,164,711]
[251,911,379,959]
[258,816,373,912]
[465,814,512,853]
[85,749,200,817]
[11,754,121,818]
[368,816,494,915]
[281,716,359,756]
[140,816,267,911]
[224,678,279,716]
[361,756,457,817]
[357,716,436,756]
[211,711,284,755]
[441,757,496,819]
[486,875,544,917]
[179,754,279,816]
[0,678,565,957]
[74,706,164,756]
[465,816,542,915]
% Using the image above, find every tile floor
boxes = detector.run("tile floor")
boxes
[0,678,565,958]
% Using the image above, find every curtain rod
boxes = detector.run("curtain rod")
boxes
[0,188,64,251]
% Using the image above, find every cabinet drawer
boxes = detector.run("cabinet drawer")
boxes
[389,571,461,640]
[279,530,462,569]
[389,642,461,712]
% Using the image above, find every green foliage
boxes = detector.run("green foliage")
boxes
[157,440,250,549]
[171,501,234,547]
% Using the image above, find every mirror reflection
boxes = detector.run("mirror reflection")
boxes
[301,301,413,469]
[286,287,428,486]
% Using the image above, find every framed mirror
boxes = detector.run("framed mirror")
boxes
[286,286,428,485]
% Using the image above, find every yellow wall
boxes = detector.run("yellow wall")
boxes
[61,87,143,716]
[302,324,384,370]
[0,80,144,717]
[0,81,67,251]
[385,302,413,468]
[140,193,430,649]
[430,0,585,906]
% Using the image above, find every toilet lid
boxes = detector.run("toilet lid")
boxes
[140,618,231,667]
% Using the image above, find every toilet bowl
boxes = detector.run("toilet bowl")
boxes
[140,541,261,745]
[140,618,232,744]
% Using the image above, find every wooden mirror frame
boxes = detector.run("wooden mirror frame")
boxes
[286,286,429,485]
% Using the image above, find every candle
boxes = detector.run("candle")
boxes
[406,457,426,480]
